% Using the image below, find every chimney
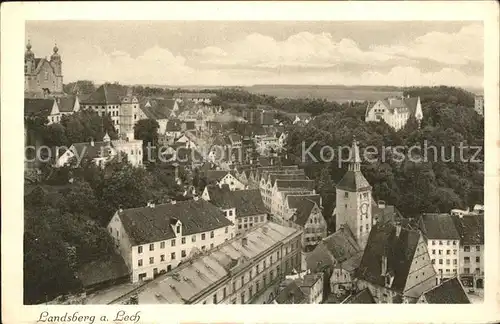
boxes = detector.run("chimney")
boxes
[242,237,248,247]
[381,255,388,276]
[90,138,95,147]
[118,205,123,213]
[378,200,386,209]
[171,200,177,205]
[193,195,199,201]
[147,201,155,208]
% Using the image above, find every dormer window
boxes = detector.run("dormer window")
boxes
[176,225,181,234]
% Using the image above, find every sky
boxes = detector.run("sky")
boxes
[25,21,483,88]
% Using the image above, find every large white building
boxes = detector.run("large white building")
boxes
[418,213,461,285]
[107,198,235,282]
[124,222,303,304]
[365,96,423,130]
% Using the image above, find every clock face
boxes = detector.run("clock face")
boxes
[360,202,369,215]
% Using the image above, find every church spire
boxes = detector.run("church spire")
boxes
[348,136,361,172]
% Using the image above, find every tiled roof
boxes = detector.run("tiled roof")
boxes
[356,222,421,293]
[377,97,419,114]
[57,96,78,112]
[275,281,307,304]
[76,253,129,288]
[300,273,322,287]
[336,170,372,192]
[117,199,233,246]
[292,199,319,227]
[276,180,315,191]
[206,187,268,217]
[342,288,376,304]
[137,222,301,304]
[372,203,402,224]
[421,277,470,304]
[142,99,177,120]
[81,84,124,105]
[451,215,484,245]
[419,213,461,240]
[206,170,232,183]
[24,98,54,117]
[268,173,307,186]
[287,194,321,210]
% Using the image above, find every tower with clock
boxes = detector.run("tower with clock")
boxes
[335,137,373,250]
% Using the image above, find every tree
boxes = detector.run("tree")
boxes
[134,119,160,161]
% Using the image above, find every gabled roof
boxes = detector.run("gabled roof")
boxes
[24,98,55,117]
[372,202,402,225]
[419,213,461,240]
[268,173,307,186]
[81,84,124,105]
[142,99,177,120]
[287,194,321,210]
[274,281,307,304]
[372,97,419,114]
[293,199,321,226]
[336,170,371,192]
[57,96,78,113]
[356,222,421,293]
[342,288,376,304]
[206,187,268,217]
[117,199,233,246]
[71,141,113,160]
[206,170,232,183]
[451,215,484,245]
[420,277,470,304]
[276,179,315,191]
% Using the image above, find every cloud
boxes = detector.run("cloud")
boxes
[191,32,404,68]
[371,23,483,65]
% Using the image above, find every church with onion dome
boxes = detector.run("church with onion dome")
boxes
[24,40,65,98]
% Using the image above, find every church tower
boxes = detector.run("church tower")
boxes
[335,137,373,250]
[50,44,63,93]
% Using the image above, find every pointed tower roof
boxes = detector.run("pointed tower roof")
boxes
[336,136,371,192]
[103,132,111,142]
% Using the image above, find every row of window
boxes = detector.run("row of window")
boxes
[431,249,457,256]
[237,215,265,223]
[137,244,218,266]
[137,229,226,253]
[305,236,323,243]
[464,256,481,263]
[344,192,369,199]
[464,245,481,252]
[431,258,458,265]
[431,240,458,246]
[359,224,370,233]
[305,227,324,234]
[463,268,482,274]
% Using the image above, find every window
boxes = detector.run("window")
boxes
[249,269,253,279]
[256,281,260,292]
[453,250,457,255]
[202,233,206,240]
[359,226,363,233]
[432,249,435,255]
[446,259,450,265]
[431,259,435,264]
[149,257,154,264]
[446,250,450,255]
[138,246,143,254]
[438,269,443,274]
[476,256,480,263]
[277,251,280,259]
[249,286,253,298]
[233,281,236,292]
[263,274,267,286]
[263,260,267,269]
[344,192,349,198]
[229,210,233,216]
[171,239,176,247]
[446,269,450,273]
[260,216,265,222]
[366,224,369,231]
[182,237,186,244]
[475,267,480,273]
[453,241,457,245]
[447,241,450,245]
[439,259,443,265]
[138,259,143,267]
[176,225,181,234]
[181,250,186,257]
[210,243,214,249]
[270,256,273,264]
[149,243,154,251]
[439,241,443,245]
[464,246,470,252]
[240,292,245,303]
[439,250,442,255]
[270,270,274,279]
[238,225,242,229]
[223,287,227,299]
[432,240,435,245]
[171,252,176,260]
[476,245,481,252]
[210,231,214,239]
[256,264,260,273]
[213,294,217,304]
[464,257,470,264]
[192,235,196,243]
[161,255,165,262]
[453,259,457,265]
[464,268,470,274]
[160,242,165,249]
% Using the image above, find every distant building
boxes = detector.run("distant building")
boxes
[474,95,484,116]
[451,214,484,289]
[107,198,235,282]
[355,222,437,303]
[417,277,471,304]
[24,41,64,98]
[130,222,303,304]
[173,92,216,104]
[418,213,461,285]
[140,99,180,134]
[112,131,144,167]
[204,170,246,191]
[365,96,423,130]
[24,98,61,124]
